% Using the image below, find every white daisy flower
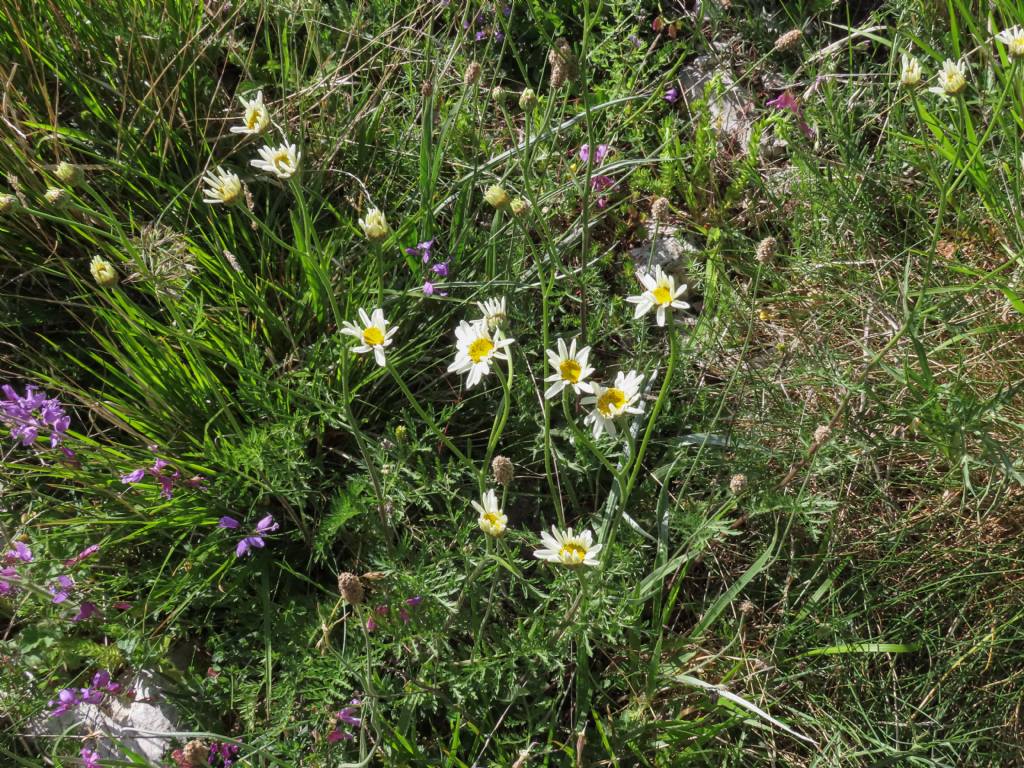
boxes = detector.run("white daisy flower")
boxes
[251,141,300,179]
[477,296,507,331]
[997,26,1024,58]
[544,337,594,399]
[899,54,922,87]
[341,307,397,367]
[230,90,271,135]
[447,319,515,389]
[625,265,690,326]
[929,59,967,96]
[202,167,242,205]
[472,489,507,537]
[358,208,389,241]
[581,370,644,439]
[533,525,601,567]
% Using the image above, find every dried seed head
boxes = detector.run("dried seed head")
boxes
[548,38,577,88]
[651,196,671,221]
[420,80,434,99]
[337,572,365,605]
[813,424,832,445]
[729,473,748,495]
[0,193,20,215]
[55,161,84,187]
[464,61,482,86]
[183,739,209,767]
[492,455,514,486]
[518,87,538,112]
[755,236,777,264]
[774,29,803,52]
[44,187,67,209]
[223,249,243,272]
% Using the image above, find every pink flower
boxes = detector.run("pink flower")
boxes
[81,746,101,767]
[366,618,377,632]
[71,602,100,622]
[65,544,99,568]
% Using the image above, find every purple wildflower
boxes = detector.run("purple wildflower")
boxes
[366,617,377,632]
[0,566,19,596]
[474,29,487,41]
[766,91,814,138]
[591,175,614,193]
[71,602,100,623]
[405,240,434,263]
[218,516,241,530]
[113,601,132,611]
[65,544,99,568]
[431,261,449,277]
[235,536,265,558]
[0,384,71,448]
[664,86,679,103]
[255,515,279,534]
[81,748,101,768]
[422,281,435,296]
[120,468,146,484]
[399,608,410,624]
[49,574,75,604]
[337,706,361,727]
[327,728,353,743]
[49,688,79,717]
[405,595,422,607]
[579,144,610,165]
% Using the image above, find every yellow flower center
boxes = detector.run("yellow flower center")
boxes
[652,284,673,305]
[362,326,385,346]
[481,512,503,530]
[272,151,292,173]
[245,106,264,130]
[468,337,494,363]
[596,387,626,417]
[558,542,587,564]
[559,359,582,383]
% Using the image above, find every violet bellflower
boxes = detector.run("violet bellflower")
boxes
[0,384,70,448]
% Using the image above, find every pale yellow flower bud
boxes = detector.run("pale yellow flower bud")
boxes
[89,256,118,287]
[358,208,390,241]
[0,193,19,215]
[518,88,537,112]
[44,187,68,209]
[509,197,530,216]
[484,185,510,209]
[55,161,84,187]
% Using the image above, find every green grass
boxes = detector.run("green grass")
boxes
[1,0,1024,765]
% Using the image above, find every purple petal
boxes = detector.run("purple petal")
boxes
[11,541,32,562]
[219,516,241,530]
[120,468,146,484]
[255,515,278,534]
[405,596,422,607]
[71,602,99,622]
[422,281,434,296]
[92,670,110,688]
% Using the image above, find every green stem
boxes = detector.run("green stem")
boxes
[482,352,513,492]
[387,362,471,467]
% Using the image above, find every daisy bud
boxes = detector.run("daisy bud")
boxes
[492,455,514,486]
[774,29,802,52]
[729,473,748,495]
[44,187,68,209]
[0,193,20,215]
[358,208,390,241]
[651,196,671,221]
[518,87,537,112]
[491,85,507,103]
[55,161,84,187]
[464,61,482,86]
[509,197,530,216]
[337,572,365,605]
[755,236,777,264]
[484,184,510,209]
[89,256,118,287]
[183,739,209,767]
